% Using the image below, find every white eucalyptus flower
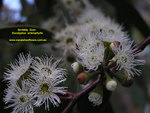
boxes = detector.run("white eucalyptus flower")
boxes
[75,30,103,53]
[78,46,104,70]
[77,7,104,24]
[88,92,103,106]
[4,53,32,84]
[74,29,104,70]
[30,75,66,110]
[55,25,81,55]
[81,19,129,44]
[41,17,62,33]
[4,81,34,113]
[31,56,66,79]
[74,14,140,72]
[112,42,145,77]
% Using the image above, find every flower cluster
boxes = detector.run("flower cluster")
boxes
[49,3,145,106]
[74,18,144,77]
[53,7,104,64]
[71,14,144,105]
[4,53,66,113]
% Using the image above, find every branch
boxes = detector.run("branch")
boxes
[59,96,73,101]
[62,76,100,113]
[76,76,100,97]
[132,36,150,54]
[58,91,74,101]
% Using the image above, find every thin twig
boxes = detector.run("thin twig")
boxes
[76,76,100,97]
[59,96,73,101]
[62,76,100,113]
[58,91,73,100]
[62,100,75,113]
[132,36,150,54]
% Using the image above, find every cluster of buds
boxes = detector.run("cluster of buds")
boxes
[72,38,144,105]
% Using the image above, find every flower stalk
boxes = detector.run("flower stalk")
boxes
[132,36,150,54]
[62,76,100,113]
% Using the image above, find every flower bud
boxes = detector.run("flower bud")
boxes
[107,57,117,69]
[124,77,134,87]
[110,41,120,49]
[103,41,111,47]
[106,79,117,91]
[77,73,86,84]
[105,72,117,91]
[71,62,83,73]
[104,41,115,63]
[76,71,99,85]
[113,71,134,87]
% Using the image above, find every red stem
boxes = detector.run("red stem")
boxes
[76,76,100,97]
[58,91,73,101]
[62,76,100,113]
[59,96,73,100]
[132,36,150,54]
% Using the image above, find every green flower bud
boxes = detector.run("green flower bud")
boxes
[104,41,115,63]
[112,71,134,87]
[77,71,99,85]
[105,72,117,91]
[71,62,83,74]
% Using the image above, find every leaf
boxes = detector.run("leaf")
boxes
[35,0,57,18]
[106,0,150,38]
